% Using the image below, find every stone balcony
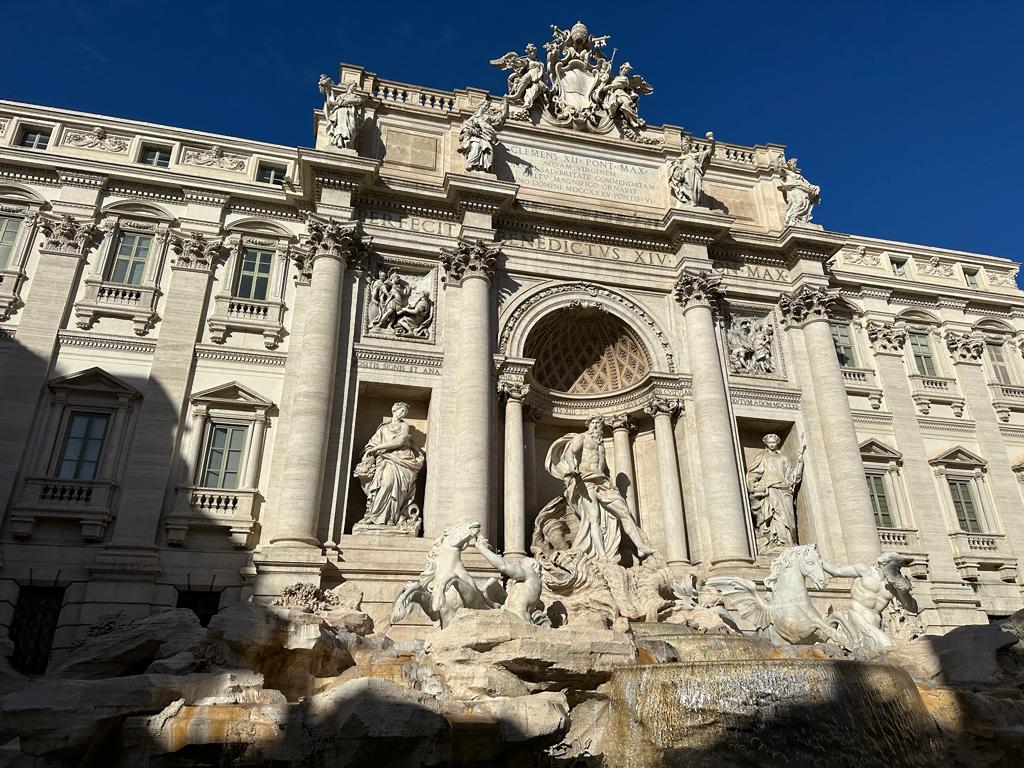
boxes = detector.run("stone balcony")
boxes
[988,382,1024,422]
[74,278,161,336]
[876,528,929,578]
[9,476,117,541]
[947,530,1017,582]
[841,367,883,410]
[908,373,965,417]
[207,295,285,349]
[166,487,261,548]
[0,265,26,321]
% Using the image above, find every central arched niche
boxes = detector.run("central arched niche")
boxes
[524,306,652,395]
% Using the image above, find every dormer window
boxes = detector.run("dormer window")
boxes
[256,163,286,185]
[139,144,172,168]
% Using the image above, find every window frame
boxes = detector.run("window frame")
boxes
[56,410,112,481]
[199,420,250,490]
[860,439,909,532]
[232,246,274,301]
[106,229,155,286]
[929,447,997,536]
[890,258,907,278]
[138,144,173,168]
[255,163,287,186]
[908,331,938,377]
[866,471,895,528]
[830,321,857,369]
[0,193,45,322]
[963,268,980,289]
[946,477,983,533]
[18,127,51,150]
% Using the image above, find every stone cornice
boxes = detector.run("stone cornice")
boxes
[193,345,287,367]
[57,331,156,355]
[443,173,518,214]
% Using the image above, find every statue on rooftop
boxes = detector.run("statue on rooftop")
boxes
[668,132,716,206]
[458,97,509,173]
[777,157,820,225]
[490,44,548,111]
[319,76,365,151]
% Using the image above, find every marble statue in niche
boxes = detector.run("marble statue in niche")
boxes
[352,402,425,534]
[538,416,655,562]
[367,268,435,338]
[458,97,509,172]
[726,315,776,375]
[776,157,820,225]
[746,433,805,552]
[667,132,715,206]
[318,76,365,151]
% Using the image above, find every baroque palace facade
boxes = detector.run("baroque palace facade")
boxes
[1,21,1023,669]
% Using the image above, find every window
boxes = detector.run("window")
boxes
[909,332,937,376]
[948,479,982,533]
[964,269,979,289]
[0,215,22,269]
[139,145,171,168]
[891,259,907,278]
[256,164,286,185]
[19,128,50,150]
[106,232,152,285]
[234,248,273,300]
[57,412,110,481]
[176,589,222,627]
[9,586,65,675]
[201,424,248,489]
[831,323,856,368]
[866,473,894,528]
[987,342,1012,385]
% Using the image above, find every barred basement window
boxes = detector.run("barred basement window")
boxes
[9,586,65,675]
[176,589,222,628]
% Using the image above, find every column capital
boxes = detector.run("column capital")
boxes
[39,213,100,258]
[441,238,500,285]
[945,330,986,365]
[672,270,723,311]
[644,397,683,418]
[497,379,529,403]
[604,413,635,432]
[169,230,224,273]
[866,320,908,355]
[301,215,369,270]
[777,285,840,328]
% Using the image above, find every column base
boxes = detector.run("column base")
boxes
[252,542,327,600]
[707,558,757,577]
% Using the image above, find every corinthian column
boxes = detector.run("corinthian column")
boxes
[779,286,879,562]
[271,217,367,548]
[498,380,527,557]
[441,238,499,535]
[673,271,751,567]
[644,398,689,565]
[605,413,639,521]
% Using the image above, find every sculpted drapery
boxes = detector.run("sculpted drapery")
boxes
[746,433,805,551]
[354,402,425,531]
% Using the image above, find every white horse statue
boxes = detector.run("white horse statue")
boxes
[707,544,842,646]
[390,521,506,628]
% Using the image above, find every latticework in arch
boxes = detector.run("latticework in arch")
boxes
[525,308,652,395]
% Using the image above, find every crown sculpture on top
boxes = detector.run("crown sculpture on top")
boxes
[491,21,655,141]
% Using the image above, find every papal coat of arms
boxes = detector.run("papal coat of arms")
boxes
[490,21,654,140]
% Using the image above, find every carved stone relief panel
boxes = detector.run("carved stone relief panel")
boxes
[725,305,785,380]
[364,260,437,343]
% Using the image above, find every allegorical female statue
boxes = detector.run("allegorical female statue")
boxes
[458,97,509,172]
[746,433,805,551]
[319,76,365,150]
[353,402,425,534]
[777,157,820,225]
[668,132,716,206]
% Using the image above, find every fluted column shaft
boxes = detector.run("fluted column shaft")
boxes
[674,273,751,567]
[607,415,638,521]
[646,401,688,565]
[781,286,880,562]
[500,384,527,556]
[274,252,345,545]
[443,239,499,535]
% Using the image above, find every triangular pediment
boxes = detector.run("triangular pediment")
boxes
[190,381,273,409]
[929,445,986,469]
[859,438,903,462]
[49,367,138,397]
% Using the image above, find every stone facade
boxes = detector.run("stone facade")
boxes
[1,26,1023,670]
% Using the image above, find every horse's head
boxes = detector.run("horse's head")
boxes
[796,544,828,589]
[443,520,481,549]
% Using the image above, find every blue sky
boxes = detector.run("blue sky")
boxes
[2,1,1022,273]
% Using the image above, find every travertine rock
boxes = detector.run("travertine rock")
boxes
[0,670,263,757]
[468,691,570,745]
[883,624,1020,686]
[425,609,636,692]
[51,608,207,679]
[918,683,1024,767]
[208,602,372,698]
